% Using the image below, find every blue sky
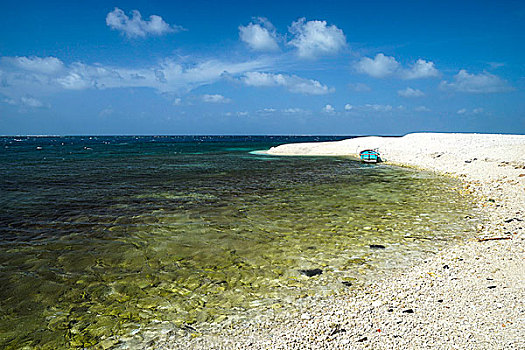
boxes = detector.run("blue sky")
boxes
[1,0,524,135]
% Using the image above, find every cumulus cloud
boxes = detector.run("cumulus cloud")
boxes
[242,71,334,95]
[106,8,183,38]
[6,56,64,74]
[323,104,335,113]
[457,108,467,115]
[288,18,346,58]
[403,59,439,79]
[239,18,279,51]
[355,54,400,78]
[440,70,512,93]
[57,72,93,90]
[0,55,272,102]
[356,54,439,79]
[344,104,353,110]
[202,94,231,103]
[398,87,424,97]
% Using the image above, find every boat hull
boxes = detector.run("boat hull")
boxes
[359,149,381,163]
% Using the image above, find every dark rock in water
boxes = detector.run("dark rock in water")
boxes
[369,244,386,249]
[437,299,444,303]
[487,285,497,289]
[300,268,323,277]
[341,281,352,287]
[387,308,394,312]
[182,324,197,332]
[402,309,414,313]
[357,337,368,342]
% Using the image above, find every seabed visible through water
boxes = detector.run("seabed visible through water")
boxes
[0,136,479,348]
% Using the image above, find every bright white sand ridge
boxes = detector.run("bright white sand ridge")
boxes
[267,133,525,182]
[165,133,525,350]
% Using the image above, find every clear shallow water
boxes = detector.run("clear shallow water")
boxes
[0,136,476,348]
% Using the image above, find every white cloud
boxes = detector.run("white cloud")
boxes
[202,94,231,103]
[20,96,45,108]
[239,18,279,51]
[344,103,353,110]
[456,107,485,115]
[282,107,308,114]
[242,71,286,87]
[414,106,431,112]
[57,72,93,90]
[106,7,183,38]
[398,87,424,97]
[256,107,277,114]
[242,71,334,95]
[7,56,64,74]
[288,18,346,58]
[403,59,439,79]
[472,107,484,114]
[355,54,400,78]
[3,96,47,108]
[0,55,271,100]
[356,54,439,79]
[323,104,335,113]
[364,104,392,112]
[440,69,512,93]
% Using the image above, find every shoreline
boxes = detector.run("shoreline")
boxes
[164,133,525,349]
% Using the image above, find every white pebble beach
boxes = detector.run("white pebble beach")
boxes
[162,133,525,350]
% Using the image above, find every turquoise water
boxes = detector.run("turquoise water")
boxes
[0,136,475,348]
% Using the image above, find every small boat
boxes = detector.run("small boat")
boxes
[359,149,380,163]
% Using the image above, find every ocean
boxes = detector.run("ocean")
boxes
[0,136,476,348]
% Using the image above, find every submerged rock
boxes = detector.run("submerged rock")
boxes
[369,244,386,249]
[299,269,323,277]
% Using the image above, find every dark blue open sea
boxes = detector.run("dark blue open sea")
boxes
[0,136,476,348]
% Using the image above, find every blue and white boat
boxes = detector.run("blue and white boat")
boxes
[359,149,381,163]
